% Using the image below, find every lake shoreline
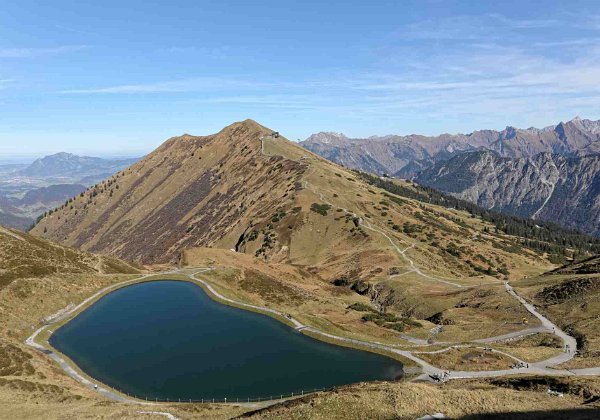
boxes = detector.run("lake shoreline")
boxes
[37,271,409,403]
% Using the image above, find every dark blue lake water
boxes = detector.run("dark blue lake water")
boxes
[50,280,403,400]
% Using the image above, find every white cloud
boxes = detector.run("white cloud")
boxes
[61,77,280,94]
[486,13,559,29]
[0,45,88,58]
[53,11,600,134]
[164,45,232,57]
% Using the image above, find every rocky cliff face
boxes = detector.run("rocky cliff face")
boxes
[415,151,600,236]
[301,132,492,176]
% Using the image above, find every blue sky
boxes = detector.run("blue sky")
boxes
[1,0,600,158]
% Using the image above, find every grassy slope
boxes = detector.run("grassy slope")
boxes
[245,378,600,419]
[16,120,600,417]
[258,133,554,339]
[0,226,138,289]
[32,121,306,265]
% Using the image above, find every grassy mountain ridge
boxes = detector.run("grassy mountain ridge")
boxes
[32,120,560,281]
[31,119,587,346]
[0,225,139,289]
[32,120,309,264]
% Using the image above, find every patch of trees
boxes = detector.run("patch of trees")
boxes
[358,171,600,255]
[271,208,287,223]
[348,303,421,332]
[310,203,331,216]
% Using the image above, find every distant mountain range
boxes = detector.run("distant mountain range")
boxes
[301,117,600,236]
[18,152,139,181]
[301,117,600,177]
[0,153,140,230]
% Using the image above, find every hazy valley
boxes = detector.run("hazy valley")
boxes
[0,153,139,230]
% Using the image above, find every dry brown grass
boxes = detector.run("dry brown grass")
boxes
[0,227,138,290]
[417,347,515,371]
[493,333,563,363]
[244,379,600,419]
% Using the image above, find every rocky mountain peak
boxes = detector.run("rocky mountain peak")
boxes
[304,132,349,145]
[500,126,519,140]
[566,116,600,135]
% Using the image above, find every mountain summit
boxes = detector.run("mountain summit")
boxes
[33,120,307,264]
[32,119,564,291]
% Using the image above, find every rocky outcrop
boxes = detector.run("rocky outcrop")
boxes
[551,255,600,275]
[414,152,600,236]
[535,277,600,305]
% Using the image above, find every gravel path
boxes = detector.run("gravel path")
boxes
[187,269,597,382]
[24,265,598,408]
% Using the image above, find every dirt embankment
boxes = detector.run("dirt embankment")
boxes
[535,277,600,305]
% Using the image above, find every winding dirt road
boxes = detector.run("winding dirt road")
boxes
[25,265,599,411]
[187,269,599,381]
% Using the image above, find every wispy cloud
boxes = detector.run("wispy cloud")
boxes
[394,13,594,42]
[163,45,232,57]
[60,77,278,94]
[59,75,324,94]
[59,44,600,122]
[487,13,559,29]
[51,10,600,135]
[182,94,314,110]
[0,45,88,58]
[0,79,16,90]
[54,24,99,36]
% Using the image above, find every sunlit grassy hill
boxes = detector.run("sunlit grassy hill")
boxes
[31,119,599,334]
[0,225,138,290]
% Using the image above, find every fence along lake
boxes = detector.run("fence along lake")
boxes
[50,280,404,401]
